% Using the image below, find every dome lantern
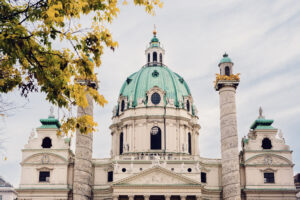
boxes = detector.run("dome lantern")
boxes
[145,26,165,66]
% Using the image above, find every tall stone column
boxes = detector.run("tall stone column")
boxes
[73,80,97,200]
[215,53,241,200]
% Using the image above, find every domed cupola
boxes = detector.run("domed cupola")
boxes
[110,29,200,157]
[113,29,196,117]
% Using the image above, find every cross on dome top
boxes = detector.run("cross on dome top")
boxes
[153,24,157,36]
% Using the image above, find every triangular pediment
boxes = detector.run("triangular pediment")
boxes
[114,166,200,185]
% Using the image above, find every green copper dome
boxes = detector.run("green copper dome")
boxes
[119,65,191,108]
[151,36,159,43]
[219,53,232,65]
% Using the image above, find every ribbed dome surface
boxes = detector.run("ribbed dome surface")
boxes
[119,66,191,108]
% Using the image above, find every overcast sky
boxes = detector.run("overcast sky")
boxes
[1,0,300,187]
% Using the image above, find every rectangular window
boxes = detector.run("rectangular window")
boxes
[39,171,50,182]
[0,195,2,200]
[201,172,207,183]
[108,171,113,182]
[264,172,275,183]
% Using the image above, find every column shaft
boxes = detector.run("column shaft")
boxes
[219,86,241,200]
[73,94,94,200]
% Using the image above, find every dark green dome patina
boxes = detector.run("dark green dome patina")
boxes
[119,65,191,108]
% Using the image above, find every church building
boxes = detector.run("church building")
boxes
[16,30,297,200]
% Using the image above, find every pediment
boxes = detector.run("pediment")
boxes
[114,166,200,185]
[22,153,68,165]
[245,153,292,166]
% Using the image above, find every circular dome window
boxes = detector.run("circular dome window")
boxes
[151,92,161,105]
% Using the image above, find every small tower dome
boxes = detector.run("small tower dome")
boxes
[219,53,232,65]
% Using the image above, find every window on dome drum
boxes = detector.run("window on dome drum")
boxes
[151,92,161,105]
[39,171,50,182]
[264,172,275,183]
[225,66,230,76]
[150,126,162,150]
[120,100,125,112]
[153,52,157,62]
[201,172,207,183]
[262,138,272,149]
[41,137,52,148]
[119,132,123,155]
[186,100,190,112]
[159,53,162,63]
[107,171,113,182]
[148,53,150,63]
[188,132,192,154]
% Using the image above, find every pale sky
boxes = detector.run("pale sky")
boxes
[1,0,300,187]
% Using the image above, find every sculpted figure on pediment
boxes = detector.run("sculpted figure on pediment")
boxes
[24,153,66,164]
[127,170,187,185]
[246,154,292,166]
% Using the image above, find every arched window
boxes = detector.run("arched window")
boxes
[148,53,150,63]
[120,100,125,112]
[225,66,230,76]
[262,138,272,149]
[119,132,123,155]
[41,137,52,148]
[188,132,192,154]
[150,126,161,150]
[186,100,190,112]
[159,53,162,63]
[153,52,157,62]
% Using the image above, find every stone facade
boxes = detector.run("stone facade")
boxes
[16,33,297,200]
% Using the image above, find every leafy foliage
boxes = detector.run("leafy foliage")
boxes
[0,0,162,135]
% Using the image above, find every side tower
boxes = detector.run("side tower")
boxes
[240,108,296,199]
[215,53,241,200]
[73,79,97,200]
[17,108,73,199]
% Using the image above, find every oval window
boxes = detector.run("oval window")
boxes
[151,92,161,105]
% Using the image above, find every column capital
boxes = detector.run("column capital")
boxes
[128,195,134,200]
[113,196,119,200]
[144,195,150,200]
[165,195,171,200]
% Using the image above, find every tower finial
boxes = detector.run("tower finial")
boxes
[153,24,157,36]
[259,106,264,119]
[49,106,55,118]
